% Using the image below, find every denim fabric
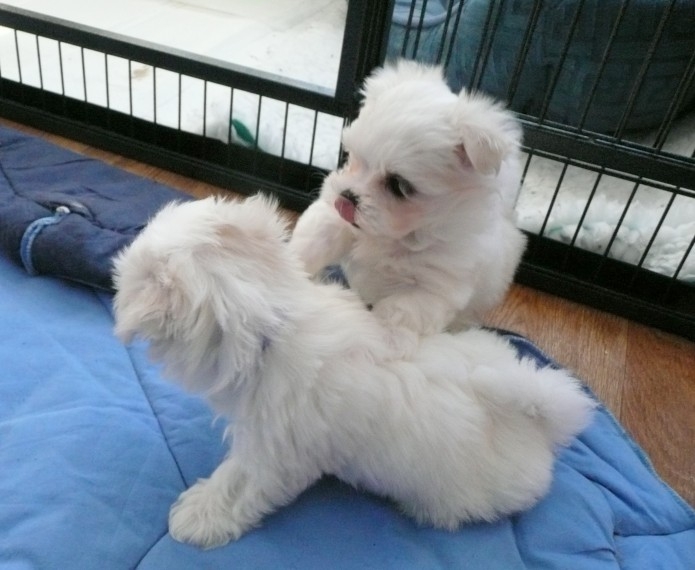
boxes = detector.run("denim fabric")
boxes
[0,126,192,290]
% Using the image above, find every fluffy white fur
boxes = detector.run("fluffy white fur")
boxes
[290,61,527,354]
[113,195,594,549]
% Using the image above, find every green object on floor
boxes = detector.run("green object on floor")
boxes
[231,119,257,148]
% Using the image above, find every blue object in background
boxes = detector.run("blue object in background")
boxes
[388,0,695,133]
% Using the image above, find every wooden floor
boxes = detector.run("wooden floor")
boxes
[3,118,694,507]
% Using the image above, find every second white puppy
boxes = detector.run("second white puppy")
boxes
[113,195,594,549]
[291,61,527,352]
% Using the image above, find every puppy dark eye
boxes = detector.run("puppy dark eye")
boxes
[385,174,415,200]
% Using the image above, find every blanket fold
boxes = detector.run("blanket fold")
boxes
[0,126,191,290]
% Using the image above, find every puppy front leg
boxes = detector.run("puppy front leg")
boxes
[373,291,467,357]
[169,455,318,548]
[290,198,355,277]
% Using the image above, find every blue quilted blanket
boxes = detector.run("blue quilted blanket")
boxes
[1,125,693,568]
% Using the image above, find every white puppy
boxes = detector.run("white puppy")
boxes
[113,195,594,549]
[290,61,526,353]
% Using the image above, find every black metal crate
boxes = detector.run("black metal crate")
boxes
[1,1,693,339]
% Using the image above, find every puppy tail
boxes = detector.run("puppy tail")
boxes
[525,363,596,447]
[472,359,596,448]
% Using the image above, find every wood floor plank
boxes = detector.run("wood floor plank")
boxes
[622,324,695,506]
[485,285,627,413]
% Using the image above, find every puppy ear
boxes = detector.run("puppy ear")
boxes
[453,90,522,175]
[112,258,190,344]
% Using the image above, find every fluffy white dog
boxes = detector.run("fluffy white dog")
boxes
[290,61,527,353]
[113,195,594,549]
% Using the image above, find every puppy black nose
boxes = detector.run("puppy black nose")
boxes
[340,189,359,206]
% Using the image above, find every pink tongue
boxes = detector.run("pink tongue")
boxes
[334,196,356,225]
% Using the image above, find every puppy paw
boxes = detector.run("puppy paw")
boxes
[382,324,419,360]
[168,481,247,549]
[371,296,450,358]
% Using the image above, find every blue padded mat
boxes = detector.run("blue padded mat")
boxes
[1,126,694,568]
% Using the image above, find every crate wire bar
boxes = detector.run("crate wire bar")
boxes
[0,1,390,210]
[1,0,694,340]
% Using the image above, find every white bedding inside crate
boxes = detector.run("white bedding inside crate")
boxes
[1,0,693,281]
[0,0,347,170]
[519,111,695,281]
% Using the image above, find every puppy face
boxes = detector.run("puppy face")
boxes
[326,155,429,239]
[324,61,522,240]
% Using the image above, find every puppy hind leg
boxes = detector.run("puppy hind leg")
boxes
[168,456,319,548]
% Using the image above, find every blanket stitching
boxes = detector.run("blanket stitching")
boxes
[95,292,189,487]
[96,286,181,565]
[19,207,70,274]
[135,530,172,568]
[118,340,190,565]
[126,346,189,487]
